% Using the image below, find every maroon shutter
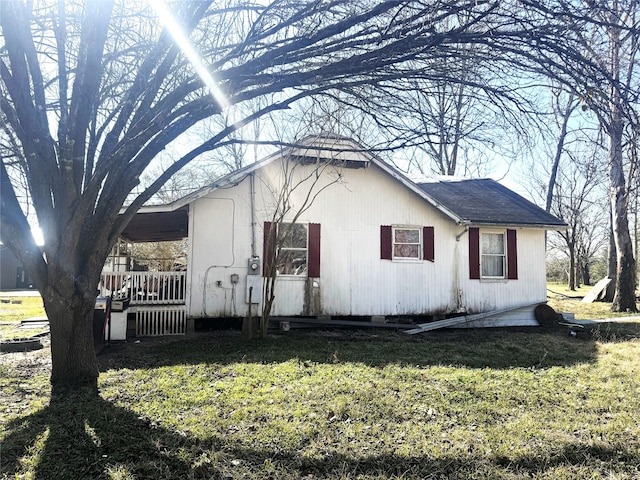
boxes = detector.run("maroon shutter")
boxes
[423,226,434,262]
[263,221,276,276]
[380,225,392,260]
[469,227,480,279]
[308,223,321,277]
[507,229,518,280]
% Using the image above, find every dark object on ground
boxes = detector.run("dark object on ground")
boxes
[534,304,559,327]
[0,337,42,353]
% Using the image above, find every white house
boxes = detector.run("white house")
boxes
[112,134,566,335]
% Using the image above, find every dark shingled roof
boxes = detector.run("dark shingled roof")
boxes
[120,207,189,242]
[417,178,566,227]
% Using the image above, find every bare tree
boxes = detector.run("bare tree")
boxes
[260,132,347,338]
[553,0,640,310]
[2,0,637,393]
[510,1,640,309]
[543,90,580,213]
[575,204,609,287]
[604,1,639,311]
[548,154,607,290]
[529,85,608,290]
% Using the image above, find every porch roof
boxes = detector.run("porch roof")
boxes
[120,206,188,243]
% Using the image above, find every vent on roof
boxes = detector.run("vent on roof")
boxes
[292,136,372,168]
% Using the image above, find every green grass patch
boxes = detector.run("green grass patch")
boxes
[0,296,47,340]
[0,296,45,322]
[2,329,640,479]
[547,282,640,324]
[546,282,594,298]
[0,324,49,340]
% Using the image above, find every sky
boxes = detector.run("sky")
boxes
[9,0,610,247]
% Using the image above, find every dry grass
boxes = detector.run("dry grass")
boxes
[2,291,640,478]
[2,327,640,480]
[547,282,640,321]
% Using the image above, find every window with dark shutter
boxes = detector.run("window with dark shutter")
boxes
[264,222,318,277]
[381,225,434,261]
[469,228,518,280]
[469,227,480,279]
[380,225,392,260]
[507,229,518,280]
[308,223,321,277]
[423,226,434,262]
[263,221,276,276]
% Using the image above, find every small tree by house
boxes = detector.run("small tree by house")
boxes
[260,138,346,337]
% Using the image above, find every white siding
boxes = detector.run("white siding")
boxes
[457,228,547,313]
[186,160,549,319]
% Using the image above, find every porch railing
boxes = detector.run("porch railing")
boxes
[136,306,186,336]
[99,271,186,306]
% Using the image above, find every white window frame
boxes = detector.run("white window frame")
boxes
[276,222,308,276]
[392,226,422,261]
[481,230,506,279]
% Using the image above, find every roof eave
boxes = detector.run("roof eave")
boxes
[460,221,568,230]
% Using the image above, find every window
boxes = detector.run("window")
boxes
[481,232,505,278]
[380,225,434,262]
[277,223,308,275]
[263,222,321,277]
[469,227,518,280]
[394,227,421,259]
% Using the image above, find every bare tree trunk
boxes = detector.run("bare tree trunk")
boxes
[609,168,637,311]
[43,279,99,395]
[568,245,576,291]
[607,9,637,312]
[545,93,575,213]
[261,275,276,338]
[587,266,591,287]
[609,119,637,310]
[603,217,618,301]
[581,258,591,286]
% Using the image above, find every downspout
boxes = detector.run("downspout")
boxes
[456,226,469,241]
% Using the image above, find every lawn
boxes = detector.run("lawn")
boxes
[0,296,45,322]
[2,319,640,479]
[546,282,640,326]
[0,296,47,340]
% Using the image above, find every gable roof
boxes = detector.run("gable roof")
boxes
[417,178,566,228]
[123,136,565,241]
[164,133,377,212]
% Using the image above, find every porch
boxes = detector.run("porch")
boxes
[99,270,187,337]
[101,205,190,337]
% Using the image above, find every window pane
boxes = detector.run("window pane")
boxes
[482,255,504,277]
[281,223,307,248]
[277,250,307,275]
[395,229,420,243]
[394,244,420,258]
[482,233,504,255]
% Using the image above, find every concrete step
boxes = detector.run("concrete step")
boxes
[20,316,49,329]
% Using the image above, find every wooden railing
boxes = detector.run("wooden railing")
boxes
[99,271,186,305]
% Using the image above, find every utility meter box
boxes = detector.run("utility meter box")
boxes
[247,257,261,275]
